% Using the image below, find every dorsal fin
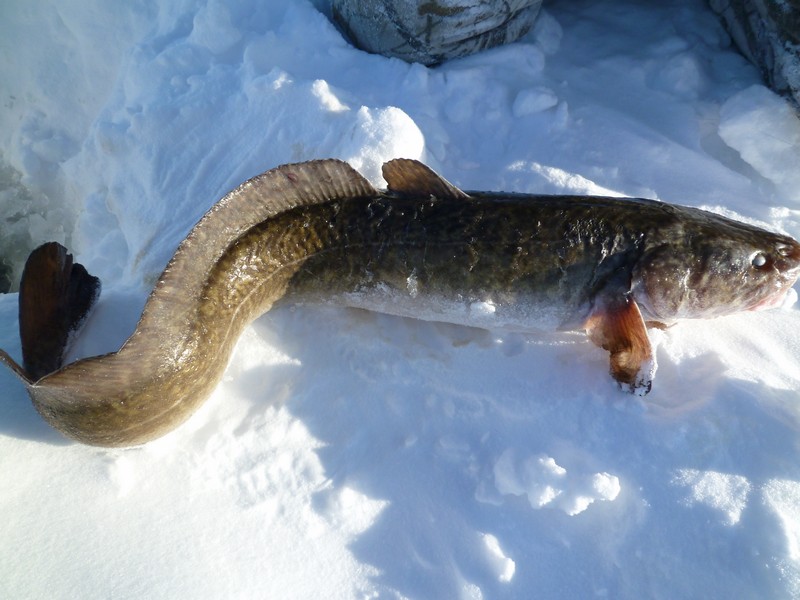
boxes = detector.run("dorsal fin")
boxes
[127,159,379,351]
[18,242,101,381]
[161,160,377,298]
[382,159,470,200]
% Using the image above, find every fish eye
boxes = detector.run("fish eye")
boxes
[751,252,768,268]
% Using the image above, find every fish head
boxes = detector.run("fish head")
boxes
[632,213,800,321]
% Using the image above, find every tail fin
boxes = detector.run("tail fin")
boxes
[18,242,100,381]
[0,349,32,386]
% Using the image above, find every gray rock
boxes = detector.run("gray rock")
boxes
[332,0,543,65]
[709,0,800,107]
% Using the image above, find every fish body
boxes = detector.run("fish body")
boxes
[1,159,798,447]
[282,190,798,327]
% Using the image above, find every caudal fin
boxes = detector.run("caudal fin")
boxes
[18,242,100,381]
[0,349,32,386]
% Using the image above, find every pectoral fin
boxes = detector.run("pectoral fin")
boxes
[585,296,655,395]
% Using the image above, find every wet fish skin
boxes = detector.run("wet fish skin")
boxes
[275,172,799,388]
[631,210,800,320]
[1,158,798,447]
[281,193,661,327]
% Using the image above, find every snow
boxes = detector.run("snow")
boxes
[719,84,800,200]
[672,468,751,526]
[492,450,621,515]
[2,0,800,597]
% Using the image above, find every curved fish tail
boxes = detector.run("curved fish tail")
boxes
[0,348,32,387]
[18,242,101,381]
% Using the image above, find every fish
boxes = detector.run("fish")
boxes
[1,158,799,447]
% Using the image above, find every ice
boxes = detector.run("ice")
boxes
[719,84,800,201]
[512,86,560,117]
[530,9,563,56]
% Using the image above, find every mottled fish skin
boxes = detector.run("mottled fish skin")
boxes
[1,159,799,447]
[631,210,800,321]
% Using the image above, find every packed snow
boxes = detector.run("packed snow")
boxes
[2,0,800,598]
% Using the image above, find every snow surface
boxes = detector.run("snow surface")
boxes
[2,0,800,597]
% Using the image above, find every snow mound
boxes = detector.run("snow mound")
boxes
[719,85,800,202]
[493,450,621,516]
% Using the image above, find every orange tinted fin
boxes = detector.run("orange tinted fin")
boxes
[18,242,101,381]
[382,159,470,200]
[585,296,655,395]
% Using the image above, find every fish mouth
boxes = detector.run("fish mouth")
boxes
[749,286,797,311]
[748,239,800,312]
